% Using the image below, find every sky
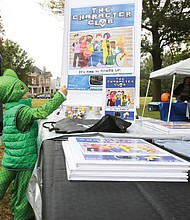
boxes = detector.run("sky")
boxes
[0,0,64,78]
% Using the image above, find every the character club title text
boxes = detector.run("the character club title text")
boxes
[72,6,132,27]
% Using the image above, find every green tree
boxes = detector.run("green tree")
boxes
[140,49,190,98]
[39,0,65,16]
[0,39,34,84]
[140,56,153,80]
[0,15,4,48]
[142,0,190,101]
[140,56,153,96]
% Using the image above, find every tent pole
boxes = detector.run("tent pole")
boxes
[167,74,176,122]
[142,79,151,117]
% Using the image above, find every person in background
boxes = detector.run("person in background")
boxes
[173,77,190,102]
[0,69,68,220]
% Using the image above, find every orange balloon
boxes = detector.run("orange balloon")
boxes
[161,93,170,102]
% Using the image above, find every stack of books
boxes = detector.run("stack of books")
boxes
[142,119,190,134]
[62,137,190,182]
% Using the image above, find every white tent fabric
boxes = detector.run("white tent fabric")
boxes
[149,58,190,79]
[142,58,190,121]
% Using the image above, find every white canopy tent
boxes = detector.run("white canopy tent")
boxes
[142,58,190,121]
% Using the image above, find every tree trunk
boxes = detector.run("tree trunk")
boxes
[152,79,161,101]
[151,35,163,101]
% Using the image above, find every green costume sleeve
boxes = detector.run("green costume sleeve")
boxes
[16,92,66,132]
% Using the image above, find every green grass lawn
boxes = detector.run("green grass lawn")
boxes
[31,98,48,108]
[33,97,161,120]
[136,97,160,119]
[0,97,159,219]
[34,97,161,119]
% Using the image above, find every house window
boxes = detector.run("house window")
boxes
[56,82,60,87]
[32,78,36,84]
[45,78,49,83]
[40,78,43,83]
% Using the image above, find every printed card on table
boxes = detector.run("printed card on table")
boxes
[102,75,136,122]
[67,137,190,167]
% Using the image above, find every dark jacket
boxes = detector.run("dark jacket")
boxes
[173,83,190,101]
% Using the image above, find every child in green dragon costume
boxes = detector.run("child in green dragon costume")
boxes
[0,69,68,220]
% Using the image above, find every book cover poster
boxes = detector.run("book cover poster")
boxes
[142,119,190,134]
[83,155,185,164]
[74,137,167,156]
[102,75,136,121]
[151,121,190,129]
[67,3,135,90]
[67,137,190,165]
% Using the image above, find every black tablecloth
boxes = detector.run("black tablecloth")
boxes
[41,139,190,220]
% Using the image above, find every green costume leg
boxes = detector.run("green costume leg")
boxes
[11,170,35,220]
[10,178,17,216]
[0,167,15,201]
